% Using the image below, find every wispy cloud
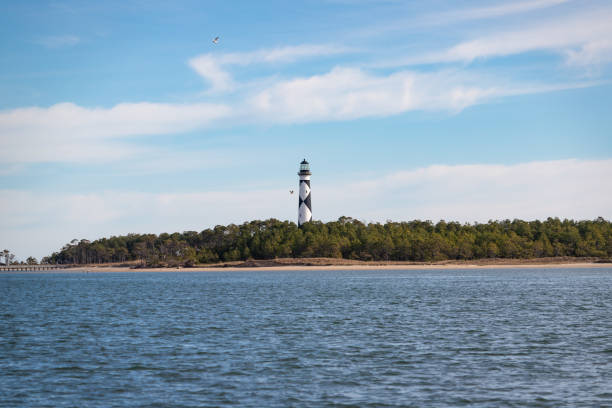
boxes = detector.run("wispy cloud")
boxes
[320,159,612,222]
[0,102,230,163]
[431,0,571,24]
[188,56,236,93]
[216,44,352,65]
[0,66,597,166]
[245,67,593,123]
[36,35,80,48]
[382,7,612,67]
[188,44,352,92]
[353,0,572,39]
[246,68,493,122]
[564,39,612,68]
[3,159,611,260]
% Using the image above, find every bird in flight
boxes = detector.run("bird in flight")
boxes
[289,190,294,194]
[212,36,219,44]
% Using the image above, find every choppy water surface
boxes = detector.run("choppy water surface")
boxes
[1,268,611,407]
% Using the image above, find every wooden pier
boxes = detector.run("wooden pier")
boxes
[0,265,72,272]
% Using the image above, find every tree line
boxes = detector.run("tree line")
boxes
[41,217,612,266]
[1,249,38,266]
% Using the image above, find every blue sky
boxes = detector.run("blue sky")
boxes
[1,0,612,260]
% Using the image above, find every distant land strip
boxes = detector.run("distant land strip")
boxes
[37,217,612,268]
[4,258,612,273]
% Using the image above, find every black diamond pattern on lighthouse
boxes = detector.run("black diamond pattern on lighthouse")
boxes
[298,159,312,227]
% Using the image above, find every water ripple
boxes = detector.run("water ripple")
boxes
[1,268,611,407]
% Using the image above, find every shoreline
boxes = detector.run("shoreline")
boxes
[90,262,611,272]
[95,261,612,272]
[5,259,611,273]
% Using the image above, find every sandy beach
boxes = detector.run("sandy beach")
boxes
[17,257,607,273]
[76,264,609,273]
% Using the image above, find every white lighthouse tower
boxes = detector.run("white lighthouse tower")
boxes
[298,159,312,227]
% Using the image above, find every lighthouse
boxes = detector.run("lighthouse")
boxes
[298,159,312,227]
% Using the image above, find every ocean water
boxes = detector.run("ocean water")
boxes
[1,268,611,407]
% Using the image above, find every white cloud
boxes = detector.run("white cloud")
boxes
[382,7,612,67]
[0,66,596,167]
[245,67,586,123]
[432,0,571,24]
[0,188,294,260]
[0,102,231,163]
[564,39,612,68]
[2,102,230,139]
[2,159,611,260]
[352,0,572,40]
[188,44,527,121]
[188,55,236,92]
[188,44,351,92]
[215,44,352,65]
[318,159,612,222]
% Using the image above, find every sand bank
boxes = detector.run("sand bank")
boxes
[23,259,611,273]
